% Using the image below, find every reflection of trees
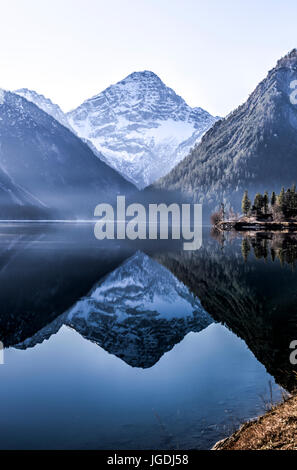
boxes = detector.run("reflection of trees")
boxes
[155,238,297,392]
[241,238,251,262]
[240,233,297,267]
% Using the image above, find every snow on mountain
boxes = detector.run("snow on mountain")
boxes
[67,71,218,188]
[0,89,5,106]
[14,88,71,130]
[0,89,50,218]
[68,251,210,322]
[154,49,297,213]
[14,252,213,368]
[65,251,212,367]
[0,90,135,218]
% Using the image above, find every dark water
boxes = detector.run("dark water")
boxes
[0,224,296,450]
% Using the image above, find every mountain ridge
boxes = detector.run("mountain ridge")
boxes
[15,88,71,130]
[153,49,297,213]
[67,70,218,188]
[13,251,212,368]
[0,90,136,218]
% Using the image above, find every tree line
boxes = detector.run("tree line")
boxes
[242,185,297,221]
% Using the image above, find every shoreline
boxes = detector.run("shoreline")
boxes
[212,393,297,450]
[216,219,297,232]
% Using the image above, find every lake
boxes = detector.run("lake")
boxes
[0,223,295,449]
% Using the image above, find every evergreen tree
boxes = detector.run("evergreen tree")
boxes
[292,190,297,215]
[263,191,269,215]
[278,187,285,209]
[241,190,251,216]
[289,184,297,215]
[271,191,276,206]
[253,193,264,216]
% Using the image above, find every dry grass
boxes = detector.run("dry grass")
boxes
[212,394,297,450]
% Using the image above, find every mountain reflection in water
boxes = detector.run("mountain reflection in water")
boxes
[156,230,297,392]
[0,224,295,449]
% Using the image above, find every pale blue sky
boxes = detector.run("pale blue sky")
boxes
[0,0,296,115]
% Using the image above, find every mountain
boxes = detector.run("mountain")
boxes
[15,88,71,130]
[0,156,49,219]
[154,49,297,213]
[67,71,217,189]
[0,90,135,218]
[155,234,297,392]
[14,251,212,368]
[0,89,46,217]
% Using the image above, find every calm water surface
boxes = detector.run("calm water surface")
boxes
[0,224,295,449]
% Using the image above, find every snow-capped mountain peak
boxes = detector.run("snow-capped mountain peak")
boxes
[11,73,218,189]
[67,71,218,188]
[14,88,71,130]
[0,89,6,105]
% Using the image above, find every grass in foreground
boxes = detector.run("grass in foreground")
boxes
[212,394,297,450]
